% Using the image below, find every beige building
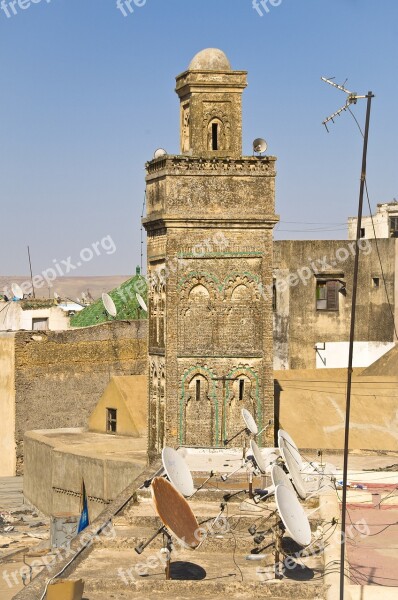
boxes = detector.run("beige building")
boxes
[273,238,398,370]
[348,201,398,239]
[88,375,147,437]
[0,321,147,476]
[143,49,278,459]
[0,299,70,331]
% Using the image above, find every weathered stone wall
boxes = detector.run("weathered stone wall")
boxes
[273,239,397,369]
[0,333,16,476]
[144,53,278,458]
[14,321,147,473]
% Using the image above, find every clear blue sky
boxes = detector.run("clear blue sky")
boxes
[1,0,397,276]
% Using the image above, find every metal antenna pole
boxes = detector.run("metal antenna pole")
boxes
[321,78,374,599]
[339,91,373,600]
[27,246,35,298]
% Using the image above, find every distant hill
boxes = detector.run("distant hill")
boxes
[0,276,131,302]
[70,275,148,327]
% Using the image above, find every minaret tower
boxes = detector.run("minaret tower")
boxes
[143,49,278,460]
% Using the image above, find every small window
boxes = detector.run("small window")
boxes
[360,228,365,238]
[32,318,49,331]
[389,216,398,238]
[372,277,380,288]
[316,281,339,311]
[272,279,277,311]
[106,408,117,434]
[195,379,201,402]
[212,123,218,150]
[239,379,245,401]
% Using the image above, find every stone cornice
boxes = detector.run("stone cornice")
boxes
[143,216,280,231]
[146,155,277,179]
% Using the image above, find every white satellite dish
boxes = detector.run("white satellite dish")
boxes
[153,148,167,159]
[249,440,267,474]
[54,292,60,300]
[279,438,307,500]
[102,293,117,318]
[271,464,295,494]
[162,447,195,498]
[11,283,23,300]
[275,484,312,547]
[254,464,294,502]
[253,138,268,154]
[242,408,258,435]
[136,293,148,312]
[278,430,302,467]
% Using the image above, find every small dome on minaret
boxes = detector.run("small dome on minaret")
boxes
[189,48,231,71]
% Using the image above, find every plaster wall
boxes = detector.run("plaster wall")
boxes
[315,341,395,368]
[0,333,16,476]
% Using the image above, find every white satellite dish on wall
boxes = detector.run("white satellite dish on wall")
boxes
[102,293,117,318]
[11,283,24,300]
[278,430,302,467]
[275,484,312,547]
[136,293,148,312]
[249,440,267,474]
[253,138,268,154]
[279,438,307,500]
[162,447,195,498]
[153,148,167,159]
[242,408,258,435]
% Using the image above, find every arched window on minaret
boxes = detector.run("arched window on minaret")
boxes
[208,118,224,151]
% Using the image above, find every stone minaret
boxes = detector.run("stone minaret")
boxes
[143,49,278,460]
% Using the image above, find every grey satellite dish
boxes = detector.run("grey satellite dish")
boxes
[11,283,23,300]
[136,293,148,312]
[102,293,117,318]
[278,430,302,468]
[271,464,295,494]
[162,447,195,498]
[253,138,268,154]
[242,408,258,435]
[275,484,311,547]
[249,440,267,474]
[254,464,294,501]
[279,438,307,500]
[154,148,167,159]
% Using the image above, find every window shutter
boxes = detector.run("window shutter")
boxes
[326,281,338,310]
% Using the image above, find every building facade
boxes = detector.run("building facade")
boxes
[143,49,278,459]
[273,239,398,370]
[348,201,398,239]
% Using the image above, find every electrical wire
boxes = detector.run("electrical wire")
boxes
[345,106,398,340]
[364,179,398,340]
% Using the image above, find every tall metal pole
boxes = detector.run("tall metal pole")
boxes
[339,91,373,600]
[27,245,36,299]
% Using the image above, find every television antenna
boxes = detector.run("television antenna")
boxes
[321,77,369,132]
[321,76,374,600]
